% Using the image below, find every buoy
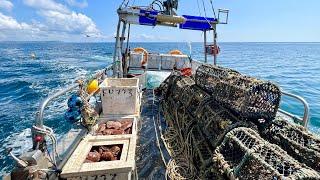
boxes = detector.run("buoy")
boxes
[169,50,183,55]
[30,52,36,59]
[64,108,81,122]
[180,67,192,76]
[133,47,148,67]
[87,79,99,94]
[67,94,83,108]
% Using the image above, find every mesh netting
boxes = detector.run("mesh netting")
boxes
[262,117,320,172]
[212,127,320,179]
[195,64,281,124]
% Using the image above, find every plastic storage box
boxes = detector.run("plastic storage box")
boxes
[100,78,140,116]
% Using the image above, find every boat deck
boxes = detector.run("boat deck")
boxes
[136,89,167,179]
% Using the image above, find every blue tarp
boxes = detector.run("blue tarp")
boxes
[139,9,159,26]
[179,15,217,31]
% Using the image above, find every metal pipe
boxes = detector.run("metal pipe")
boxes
[118,10,218,24]
[118,21,127,77]
[113,19,122,77]
[126,24,131,51]
[204,30,207,63]
[281,91,310,128]
[213,24,217,65]
[36,84,79,127]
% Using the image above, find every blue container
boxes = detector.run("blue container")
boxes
[179,15,217,31]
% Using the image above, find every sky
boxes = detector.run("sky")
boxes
[0,0,320,42]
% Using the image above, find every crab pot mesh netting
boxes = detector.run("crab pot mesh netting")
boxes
[261,117,320,172]
[156,67,320,179]
[195,64,282,124]
[212,127,320,180]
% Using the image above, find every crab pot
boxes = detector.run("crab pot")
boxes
[91,117,137,138]
[195,102,237,146]
[191,126,213,164]
[155,73,184,99]
[61,136,136,179]
[195,64,281,123]
[212,127,320,180]
[261,117,320,172]
[100,78,140,116]
[183,86,210,117]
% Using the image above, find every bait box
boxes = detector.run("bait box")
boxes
[100,78,141,116]
[61,136,136,179]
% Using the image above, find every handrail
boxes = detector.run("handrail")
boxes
[35,65,114,128]
[280,91,310,128]
[36,84,79,127]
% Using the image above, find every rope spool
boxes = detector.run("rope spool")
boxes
[133,47,148,67]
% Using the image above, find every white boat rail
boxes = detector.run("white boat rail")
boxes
[279,91,310,128]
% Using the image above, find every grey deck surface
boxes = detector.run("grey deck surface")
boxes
[136,90,167,179]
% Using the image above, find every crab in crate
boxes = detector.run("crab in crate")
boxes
[96,119,133,135]
[85,144,123,163]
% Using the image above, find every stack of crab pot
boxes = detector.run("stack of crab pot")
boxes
[61,78,141,180]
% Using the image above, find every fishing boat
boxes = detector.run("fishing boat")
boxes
[3,0,320,179]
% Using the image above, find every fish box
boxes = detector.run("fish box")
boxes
[61,136,136,179]
[90,116,138,139]
[100,78,140,116]
[129,53,144,68]
[161,54,190,70]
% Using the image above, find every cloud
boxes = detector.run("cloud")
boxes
[23,0,69,13]
[20,0,101,39]
[0,0,102,41]
[0,0,13,11]
[0,12,33,30]
[66,0,88,8]
[39,10,100,36]
[0,12,44,41]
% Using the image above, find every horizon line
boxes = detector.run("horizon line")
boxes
[1,41,320,43]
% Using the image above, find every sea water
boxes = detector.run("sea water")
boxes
[0,42,319,175]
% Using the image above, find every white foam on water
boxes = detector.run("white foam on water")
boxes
[1,128,32,156]
[91,55,112,62]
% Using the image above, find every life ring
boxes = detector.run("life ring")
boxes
[133,47,148,67]
[169,50,183,55]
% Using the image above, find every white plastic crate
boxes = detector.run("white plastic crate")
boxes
[61,136,136,180]
[129,53,143,68]
[161,54,190,70]
[100,78,140,116]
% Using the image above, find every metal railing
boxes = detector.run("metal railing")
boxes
[36,84,79,128]
[35,65,113,128]
[279,91,310,128]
